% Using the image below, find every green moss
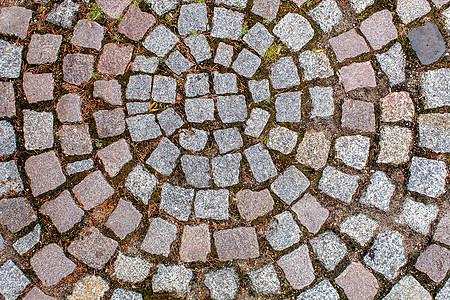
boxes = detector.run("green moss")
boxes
[242,24,249,35]
[87,3,103,21]
[264,44,282,62]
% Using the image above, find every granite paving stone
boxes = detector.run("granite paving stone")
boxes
[71,19,104,50]
[160,183,194,221]
[12,222,38,254]
[126,102,152,115]
[204,268,238,300]
[360,10,397,50]
[270,166,309,205]
[0,6,32,39]
[72,170,114,210]
[180,223,211,262]
[146,137,180,176]
[0,82,16,117]
[248,264,281,295]
[45,0,79,28]
[244,144,277,183]
[308,0,343,33]
[296,131,331,170]
[216,0,248,8]
[266,126,298,154]
[126,75,152,100]
[330,29,369,62]
[68,275,109,300]
[56,93,83,122]
[340,214,379,246]
[152,75,177,104]
[0,120,15,156]
[63,53,93,86]
[380,91,414,122]
[0,160,24,197]
[245,108,270,138]
[266,211,301,251]
[335,135,370,170]
[236,189,273,221]
[23,73,54,103]
[349,0,374,13]
[275,91,302,123]
[309,86,334,118]
[211,7,243,40]
[125,164,157,205]
[98,43,133,76]
[248,79,270,103]
[359,171,395,212]
[126,114,162,142]
[157,108,184,136]
[298,50,333,81]
[243,22,274,56]
[415,244,450,282]
[335,262,379,300]
[0,40,23,79]
[319,166,359,204]
[432,0,450,8]
[376,43,407,86]
[213,127,243,154]
[398,197,438,235]
[0,260,30,300]
[434,212,450,246]
[339,62,377,92]
[212,153,241,187]
[132,55,159,73]
[341,99,376,132]
[0,233,4,250]
[217,95,247,123]
[0,197,36,233]
[185,98,214,121]
[66,159,94,175]
[94,108,126,138]
[397,0,431,24]
[152,264,193,294]
[165,50,194,75]
[419,113,450,153]
[311,231,347,271]
[181,155,211,188]
[270,57,300,90]
[408,156,447,198]
[141,217,177,256]
[185,34,212,63]
[383,275,431,299]
[106,199,142,239]
[214,42,234,67]
[292,193,329,234]
[59,124,93,156]
[232,49,261,78]
[297,280,339,300]
[273,13,314,52]
[437,279,450,300]
[23,288,56,300]
[96,0,132,19]
[408,22,446,65]
[421,68,450,108]
[143,25,179,57]
[27,34,62,64]
[111,289,143,300]
[194,189,229,220]
[213,227,259,260]
[146,0,178,16]
[213,72,238,95]
[93,80,122,106]
[179,128,208,151]
[377,126,412,164]
[118,6,155,41]
[251,0,280,21]
[113,252,151,283]
[277,244,315,289]
[185,73,210,97]
[178,4,208,36]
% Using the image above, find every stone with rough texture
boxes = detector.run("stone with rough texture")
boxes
[213,72,238,95]
[185,34,211,63]
[335,135,370,170]
[308,0,343,33]
[298,50,333,81]
[408,156,447,198]
[275,91,302,123]
[63,54,93,86]
[73,170,114,210]
[0,161,23,197]
[23,73,54,103]
[415,244,450,283]
[251,0,279,21]
[0,40,22,79]
[165,51,194,75]
[310,86,334,118]
[143,25,178,57]
[319,166,359,204]
[46,0,79,28]
[0,82,15,117]
[98,139,132,177]
[437,279,450,300]
[215,42,234,67]
[211,8,243,40]
[185,73,209,98]
[243,23,274,56]
[213,227,259,260]
[141,217,177,256]
[267,126,298,154]
[271,166,309,205]
[381,92,414,122]
[160,183,194,222]
[398,197,438,235]
[195,189,229,220]
[292,193,329,234]
[360,10,397,50]
[178,4,208,36]
[0,6,32,39]
[236,189,273,221]
[349,0,374,13]
[98,43,133,76]
[377,126,412,164]
[245,144,277,183]
[132,55,158,73]
[419,113,450,153]
[408,22,446,65]
[277,245,315,289]
[125,164,157,205]
[71,19,104,50]
[232,49,261,78]
[383,275,431,300]
[273,13,314,52]
[113,252,152,283]
[147,0,178,16]
[335,262,379,300]
[360,171,395,212]
[94,108,126,138]
[397,0,431,24]
[12,223,40,254]
[152,265,193,294]
[341,99,376,132]
[96,0,131,19]
[421,68,450,109]
[217,95,247,123]
[68,275,109,300]
[266,211,301,251]
[245,108,270,138]
[147,137,180,176]
[23,110,53,150]
[249,79,270,103]
[66,159,94,175]
[185,98,215,123]
[0,197,36,233]
[213,127,243,154]
[119,6,155,41]
[435,212,450,246]
[297,280,339,300]
[57,93,83,122]
[94,80,122,106]
[181,155,211,188]
[212,153,242,187]
[23,288,56,300]
[204,268,239,300]
[152,75,177,104]
[59,124,93,156]
[311,231,347,271]
[0,121,15,156]
[106,199,142,239]
[127,114,162,142]
[180,128,208,152]
[0,260,30,300]
[432,0,450,8]
[340,214,379,246]
[157,108,184,136]
[249,264,281,295]
[126,102,152,115]
[296,131,331,170]
[126,75,152,100]
[111,289,142,300]
[270,57,300,90]
[180,223,210,262]
[27,34,62,64]
[330,29,369,62]
[339,62,377,92]
[376,43,406,86]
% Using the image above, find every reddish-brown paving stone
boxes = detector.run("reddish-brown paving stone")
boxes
[277,244,315,289]
[0,82,15,118]
[63,53,94,86]
[96,0,132,19]
[98,139,132,177]
[59,124,93,156]
[380,91,415,122]
[341,99,376,132]
[339,61,377,92]
[71,19,105,51]
[30,243,76,287]
[415,244,450,283]
[93,108,126,138]
[251,0,280,21]
[329,29,370,62]
[213,227,259,261]
[97,43,134,76]
[119,6,156,41]
[56,93,83,123]
[360,10,397,51]
[291,193,329,234]
[23,73,54,103]
[27,34,62,64]
[93,80,123,106]
[25,151,66,197]
[335,262,379,300]
[0,6,32,39]
[72,170,114,210]
[40,190,84,233]
[68,226,118,269]
[23,287,56,300]
[105,199,142,239]
[235,189,274,221]
[180,223,211,262]
[0,197,37,233]
[434,212,450,246]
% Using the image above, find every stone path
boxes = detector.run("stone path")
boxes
[0,0,449,299]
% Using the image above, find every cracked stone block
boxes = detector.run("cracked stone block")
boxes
[111,289,143,300]
[72,170,114,210]
[275,91,302,123]
[398,197,438,235]
[185,73,209,97]
[339,62,377,92]
[178,4,208,36]
[319,166,359,204]
[0,260,30,300]
[330,29,369,62]
[335,262,379,300]
[380,92,414,122]
[31,243,75,287]
[204,268,239,300]
[160,183,194,222]
[40,190,84,233]
[236,189,273,221]
[397,0,431,24]
[126,114,162,142]
[211,7,243,40]
[335,135,370,170]
[57,93,83,122]
[66,159,94,175]
[217,95,247,123]
[0,197,36,233]
[267,126,298,155]
[341,99,375,132]
[435,212,450,246]
[165,50,194,75]
[152,75,177,103]
[384,275,431,299]
[71,19,104,50]
[59,125,92,158]
[68,275,109,300]
[143,25,178,57]
[132,55,158,73]
[298,50,333,81]
[266,211,301,251]
[94,108,126,138]
[377,126,412,164]
[195,189,229,220]
[421,68,450,109]
[340,214,379,246]
[13,225,40,254]
[185,34,211,63]
[94,80,122,106]
[212,153,242,187]
[251,0,280,21]
[63,53,94,86]
[0,160,24,197]
[180,223,211,262]
[125,164,157,205]
[118,6,155,41]
[309,86,334,118]
[0,40,22,79]
[213,227,259,260]
[181,155,211,188]
[0,120,15,156]
[270,57,300,90]
[126,75,152,100]
[292,193,329,234]
[23,288,56,300]
[360,10,397,50]
[409,22,446,65]
[296,131,331,170]
[232,49,261,78]
[146,0,178,16]
[113,252,152,283]
[419,113,450,153]
[297,280,339,300]
[249,79,270,103]
[415,244,450,283]
[215,42,234,67]
[141,217,177,256]
[96,0,132,19]
[46,0,79,28]
[147,137,180,176]
[23,73,54,103]
[349,0,374,13]
[0,6,32,39]
[311,231,347,271]
[308,0,343,33]
[98,43,133,76]
[25,151,66,197]
[364,231,407,280]
[152,265,192,294]
[270,166,309,205]
[359,171,395,212]
[0,82,15,117]
[27,34,62,64]
[376,43,406,86]
[244,143,277,183]
[245,108,270,138]
[243,22,274,56]
[277,244,314,289]
[273,13,314,52]
[157,108,184,136]
[180,128,208,152]
[106,199,142,239]
[68,226,118,269]
[249,264,281,295]
[213,127,243,154]
[213,72,238,95]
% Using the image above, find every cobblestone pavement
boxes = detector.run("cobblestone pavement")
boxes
[0,0,449,299]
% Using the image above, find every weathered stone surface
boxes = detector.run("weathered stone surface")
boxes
[195,189,229,220]
[68,275,109,300]
[152,264,193,294]
[214,42,234,67]
[211,153,241,187]
[217,95,247,123]
[0,40,22,79]
[178,4,208,36]
[340,214,379,246]
[13,224,40,255]
[157,108,184,136]
[232,49,261,78]
[383,275,431,300]
[309,86,334,118]
[180,223,210,262]
[437,278,450,300]
[271,166,309,205]
[94,108,126,138]
[266,211,301,251]
[432,0,450,8]
[243,22,274,56]
[408,22,446,65]
[66,159,94,175]
[211,7,243,40]
[0,260,30,300]
[319,166,359,204]
[152,75,177,104]
[376,43,407,86]
[415,244,450,283]
[341,99,376,132]
[165,50,194,75]
[349,0,374,13]
[251,0,280,21]
[292,193,329,234]
[421,68,450,109]
[147,137,180,176]
[0,197,36,233]
[204,268,238,300]
[397,0,431,24]
[95,0,131,19]
[311,231,347,271]
[0,6,32,39]
[297,280,339,300]
[267,126,298,155]
[126,75,152,100]
[126,102,152,115]
[185,98,215,123]
[216,0,248,8]
[98,139,132,177]
[245,143,277,183]
[141,217,177,256]
[23,110,53,150]
[132,55,158,74]
[270,57,300,90]
[213,227,259,260]
[23,288,56,300]
[73,170,114,210]
[98,43,133,76]
[273,13,314,52]
[27,34,62,64]
[330,29,369,62]
[0,121,15,156]
[23,73,54,103]
[398,197,438,235]
[160,183,194,222]
[236,189,273,221]
[185,73,210,98]
[245,108,270,138]
[335,262,379,300]
[360,10,397,50]
[71,19,104,50]
[111,289,143,300]
[180,128,208,152]
[298,50,333,82]
[359,171,395,212]
[213,72,238,95]
[335,135,370,170]
[146,0,178,16]
[94,80,122,106]
[113,252,152,283]
[308,0,343,33]
[339,62,377,92]
[143,25,178,57]
[125,164,157,205]
[57,93,83,122]
[0,160,23,197]
[249,264,281,295]
[377,126,412,164]
[248,79,270,103]
[0,82,15,117]
[59,124,93,156]
[275,91,302,122]
[213,127,243,154]
[46,0,79,28]
[435,212,450,246]
[381,92,414,122]
[419,113,450,153]
[408,156,447,198]
[185,34,211,63]
[119,6,155,41]
[106,199,142,239]
[63,53,94,86]
[296,131,331,170]
[277,244,314,289]
[181,155,211,188]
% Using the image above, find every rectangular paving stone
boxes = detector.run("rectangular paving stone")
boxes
[113,252,152,284]
[398,197,438,235]
[194,189,229,220]
[292,193,329,234]
[0,120,16,156]
[349,0,374,13]
[341,99,375,132]
[118,6,155,41]
[214,42,234,67]
[339,61,377,92]
[277,244,314,289]
[359,171,395,211]
[23,287,56,300]
[125,164,157,205]
[27,34,62,64]
[180,223,211,262]
[126,102,152,115]
[23,73,54,103]
[311,231,347,271]
[94,108,126,138]
[273,13,314,52]
[96,0,131,19]
[319,166,359,204]
[266,126,298,155]
[23,110,53,151]
[213,72,238,95]
[185,34,211,63]
[236,189,274,221]
[248,264,281,295]
[13,224,40,255]
[213,227,259,260]
[152,75,177,104]
[384,275,431,299]
[180,128,208,152]
[296,131,331,170]
[132,55,159,74]
[408,22,446,65]
[0,197,37,233]
[270,166,309,205]
[63,53,94,86]
[178,3,208,36]
[380,91,414,122]
[141,217,177,256]
[243,22,274,56]
[251,0,280,21]
[181,155,211,188]
[249,79,270,103]
[59,124,93,156]
[377,126,412,164]
[217,95,247,123]
[46,0,79,28]
[0,82,15,117]
[232,49,261,78]
[266,211,301,251]
[211,153,242,187]
[397,0,431,24]
[204,267,238,300]
[0,39,23,79]
[57,93,83,122]
[152,265,192,294]
[216,0,248,8]
[143,25,179,57]
[66,159,94,175]
[244,143,277,183]
[309,86,334,118]
[245,108,270,138]
[376,42,406,86]
[329,29,369,62]
[335,135,370,170]
[146,137,180,176]
[165,50,194,75]
[126,75,152,100]
[297,280,339,300]
[416,244,450,282]
[72,170,114,210]
[421,68,450,109]
[407,156,447,198]
[157,108,184,136]
[93,80,122,106]
[98,43,133,76]
[275,91,302,123]
[126,114,162,142]
[71,19,105,50]
[270,57,300,90]
[308,0,343,34]
[211,7,244,40]
[185,73,210,98]
[0,6,32,39]
[213,127,243,154]
[98,139,132,177]
[106,199,142,240]
[0,160,23,197]
[340,214,379,246]
[434,212,450,246]
[0,260,30,300]
[360,10,397,50]
[298,50,334,81]
[160,183,195,222]
[335,262,379,300]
